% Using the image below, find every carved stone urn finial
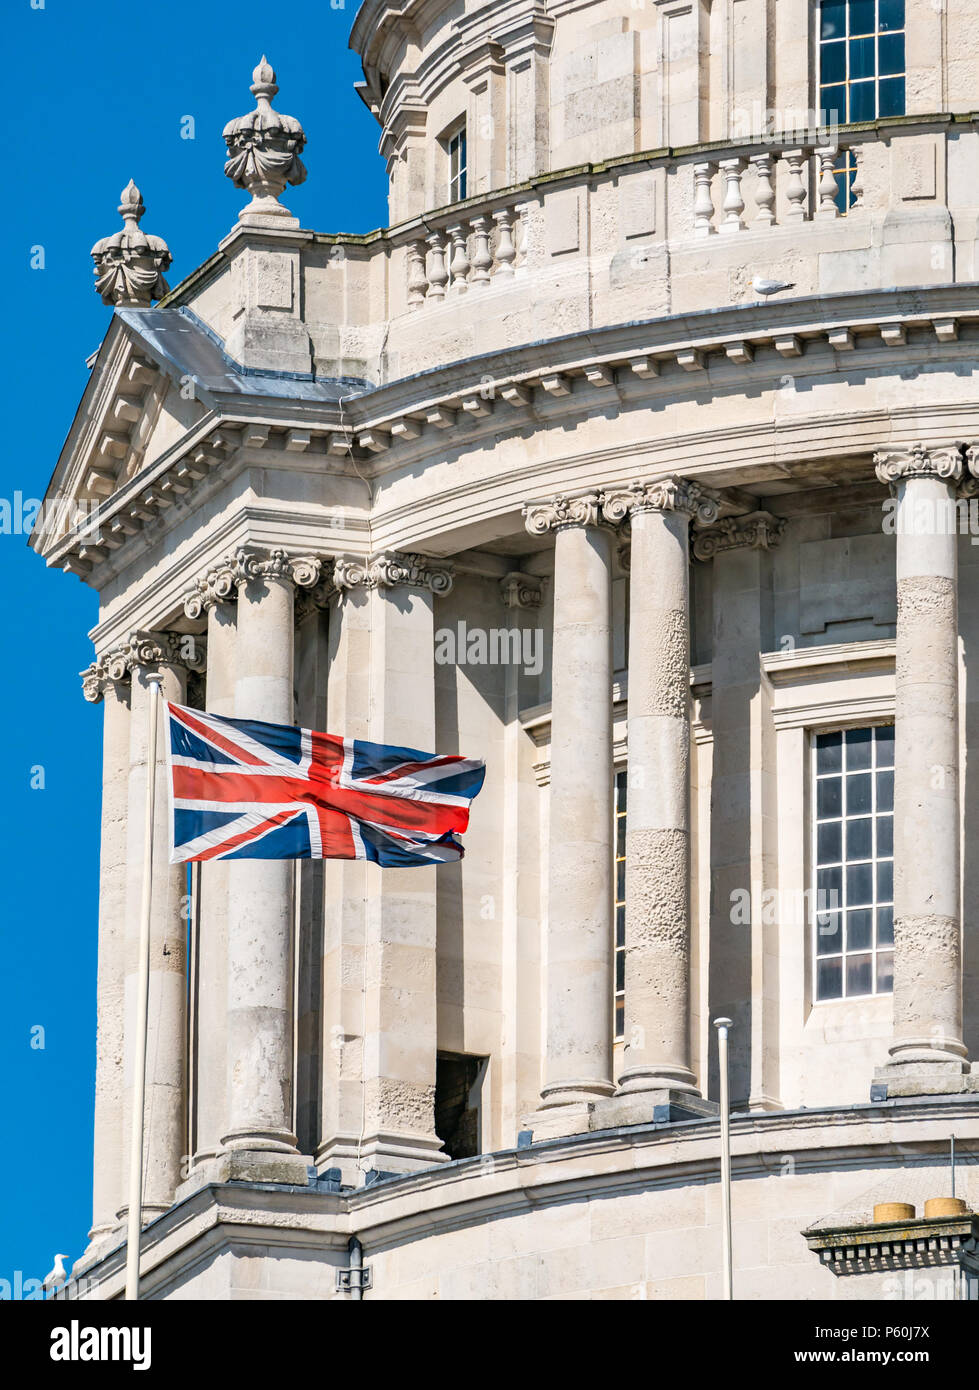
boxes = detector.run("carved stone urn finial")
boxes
[223,57,307,224]
[90,180,172,307]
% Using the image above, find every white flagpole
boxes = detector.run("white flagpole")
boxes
[125,673,162,1302]
[714,1016,734,1301]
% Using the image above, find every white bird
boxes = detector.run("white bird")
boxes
[42,1253,69,1297]
[751,276,795,301]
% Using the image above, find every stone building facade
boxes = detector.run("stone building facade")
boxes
[33,0,979,1298]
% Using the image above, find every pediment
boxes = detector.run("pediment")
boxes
[31,315,209,561]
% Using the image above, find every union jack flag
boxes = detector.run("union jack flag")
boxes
[164,703,485,866]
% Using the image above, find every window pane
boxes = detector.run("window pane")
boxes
[847,953,874,996]
[847,908,873,951]
[879,0,905,32]
[817,957,843,1000]
[818,821,842,863]
[879,76,906,117]
[616,815,626,859]
[847,772,872,815]
[849,36,876,80]
[816,730,843,774]
[847,817,872,860]
[879,33,905,76]
[616,858,625,902]
[877,859,893,903]
[845,726,873,770]
[876,770,894,812]
[818,777,842,818]
[615,904,625,948]
[849,0,877,35]
[821,0,848,40]
[874,725,895,765]
[818,865,843,910]
[847,862,874,905]
[877,950,894,994]
[820,87,847,125]
[850,80,876,121]
[821,40,847,85]
[817,912,843,955]
[877,905,894,946]
[877,814,893,857]
[615,951,625,992]
[615,997,624,1037]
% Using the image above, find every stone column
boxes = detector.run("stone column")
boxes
[316,580,371,1185]
[692,512,785,1110]
[221,549,322,1174]
[523,496,616,1123]
[332,552,454,1176]
[123,631,199,1219]
[181,567,238,1166]
[81,648,131,1251]
[874,446,974,1097]
[597,479,719,1123]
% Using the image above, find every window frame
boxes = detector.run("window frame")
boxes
[810,722,895,1005]
[446,123,468,204]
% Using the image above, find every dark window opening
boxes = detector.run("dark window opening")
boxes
[435,1052,486,1160]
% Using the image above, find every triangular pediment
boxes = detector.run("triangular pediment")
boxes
[31,314,209,561]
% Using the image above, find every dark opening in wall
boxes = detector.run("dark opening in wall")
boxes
[434,1052,486,1160]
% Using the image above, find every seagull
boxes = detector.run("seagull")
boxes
[751,276,795,303]
[43,1253,69,1298]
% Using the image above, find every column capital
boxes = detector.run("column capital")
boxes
[182,548,329,617]
[334,551,454,596]
[80,645,131,703]
[874,443,965,490]
[599,476,721,527]
[691,510,786,562]
[126,629,208,675]
[523,492,606,535]
[500,571,545,609]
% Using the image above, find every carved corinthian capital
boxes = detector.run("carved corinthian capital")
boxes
[691,511,786,562]
[874,443,965,490]
[90,181,171,308]
[126,629,208,674]
[500,572,545,609]
[223,57,307,221]
[522,493,604,535]
[334,552,454,596]
[600,477,721,527]
[182,549,327,616]
[80,644,132,703]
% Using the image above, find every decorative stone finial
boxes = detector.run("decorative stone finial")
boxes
[223,57,307,224]
[90,181,172,307]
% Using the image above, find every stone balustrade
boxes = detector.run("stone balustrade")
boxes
[404,198,530,307]
[692,142,862,236]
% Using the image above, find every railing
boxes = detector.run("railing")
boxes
[405,198,533,308]
[399,131,881,307]
[692,142,863,235]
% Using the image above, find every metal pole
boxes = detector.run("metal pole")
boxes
[714,1017,734,1301]
[951,1134,956,1200]
[125,673,162,1302]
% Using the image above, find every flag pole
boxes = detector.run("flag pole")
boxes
[713,1016,734,1301]
[125,673,162,1302]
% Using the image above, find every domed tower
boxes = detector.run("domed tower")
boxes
[34,3,979,1300]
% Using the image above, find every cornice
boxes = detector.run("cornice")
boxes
[48,284,979,589]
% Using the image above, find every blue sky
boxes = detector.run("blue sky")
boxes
[2,0,387,1293]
